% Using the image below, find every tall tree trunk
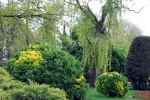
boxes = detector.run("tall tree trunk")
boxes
[25,19,29,45]
[88,56,96,88]
[89,65,96,87]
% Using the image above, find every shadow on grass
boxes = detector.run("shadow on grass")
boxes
[86,88,143,100]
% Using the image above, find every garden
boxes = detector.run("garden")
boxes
[0,0,150,100]
[1,36,150,100]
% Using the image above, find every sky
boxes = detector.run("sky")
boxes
[123,0,150,36]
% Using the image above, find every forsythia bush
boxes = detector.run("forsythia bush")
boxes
[5,44,88,100]
[95,72,128,97]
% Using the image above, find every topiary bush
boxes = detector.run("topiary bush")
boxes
[0,67,67,100]
[125,36,150,90]
[95,72,128,97]
[5,44,88,100]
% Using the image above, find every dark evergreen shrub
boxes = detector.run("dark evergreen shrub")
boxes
[5,44,88,100]
[125,36,150,90]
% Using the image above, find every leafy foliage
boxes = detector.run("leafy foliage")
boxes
[0,67,67,100]
[109,47,126,73]
[5,44,88,100]
[125,36,150,90]
[0,0,65,65]
[95,72,128,97]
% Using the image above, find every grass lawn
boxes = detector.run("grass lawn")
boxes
[85,88,143,100]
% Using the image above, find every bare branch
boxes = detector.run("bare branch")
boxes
[29,0,42,9]
[2,13,59,18]
[123,4,146,13]
[112,1,146,13]
[75,0,98,23]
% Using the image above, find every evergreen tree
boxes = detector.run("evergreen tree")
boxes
[125,36,150,90]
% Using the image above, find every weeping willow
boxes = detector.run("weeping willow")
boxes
[72,0,128,74]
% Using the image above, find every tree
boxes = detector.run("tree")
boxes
[125,36,150,90]
[0,0,65,64]
[65,0,131,87]
[123,20,142,43]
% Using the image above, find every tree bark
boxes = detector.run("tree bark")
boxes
[89,65,96,87]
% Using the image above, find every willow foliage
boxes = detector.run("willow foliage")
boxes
[72,0,129,72]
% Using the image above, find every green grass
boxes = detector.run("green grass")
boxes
[85,88,143,100]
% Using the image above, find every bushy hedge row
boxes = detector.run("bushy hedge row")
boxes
[5,44,88,100]
[95,72,128,97]
[0,67,67,100]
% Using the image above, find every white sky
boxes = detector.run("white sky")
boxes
[123,0,150,36]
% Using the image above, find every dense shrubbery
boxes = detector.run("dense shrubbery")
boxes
[95,72,128,97]
[109,47,126,73]
[5,44,88,100]
[0,67,67,100]
[125,36,150,90]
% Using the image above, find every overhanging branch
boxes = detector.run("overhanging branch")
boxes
[1,13,59,18]
[123,4,146,13]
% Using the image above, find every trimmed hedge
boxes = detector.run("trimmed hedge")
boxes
[125,36,150,90]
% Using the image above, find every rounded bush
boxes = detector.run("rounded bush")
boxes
[5,44,88,100]
[95,72,128,97]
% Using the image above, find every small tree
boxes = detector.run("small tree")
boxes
[125,36,150,90]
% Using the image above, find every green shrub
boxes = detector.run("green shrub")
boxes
[5,44,88,100]
[109,47,126,73]
[95,72,128,97]
[0,81,67,100]
[125,36,150,90]
[0,67,11,84]
[0,67,67,100]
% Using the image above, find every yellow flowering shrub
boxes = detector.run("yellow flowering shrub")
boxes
[15,46,43,67]
[5,44,88,100]
[115,81,125,96]
[75,75,85,89]
[95,72,128,97]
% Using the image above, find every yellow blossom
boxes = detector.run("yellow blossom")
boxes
[75,85,80,89]
[103,72,108,75]
[113,72,120,76]
[79,75,84,80]
[115,81,125,96]
[15,50,43,67]
[75,78,82,83]
[108,74,113,77]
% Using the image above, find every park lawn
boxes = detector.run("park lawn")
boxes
[85,88,143,100]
